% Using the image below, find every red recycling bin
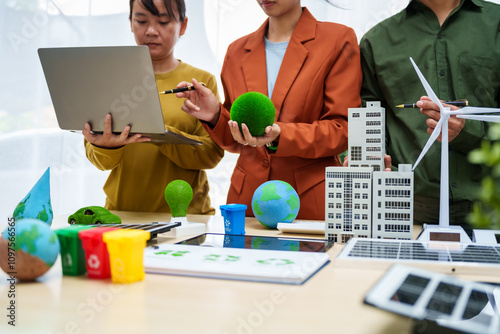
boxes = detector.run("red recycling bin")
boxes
[78,227,118,279]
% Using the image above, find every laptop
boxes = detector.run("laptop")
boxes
[38,46,201,145]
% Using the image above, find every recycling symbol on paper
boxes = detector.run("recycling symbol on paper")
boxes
[88,254,101,269]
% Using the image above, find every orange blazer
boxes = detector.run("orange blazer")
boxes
[205,8,362,220]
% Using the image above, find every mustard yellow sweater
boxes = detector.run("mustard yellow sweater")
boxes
[85,62,224,214]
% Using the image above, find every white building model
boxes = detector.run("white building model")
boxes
[325,102,414,243]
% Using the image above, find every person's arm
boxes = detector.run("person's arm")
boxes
[162,76,224,170]
[82,113,151,148]
[177,50,245,154]
[273,28,362,159]
[84,139,125,171]
[359,35,395,171]
[158,123,224,170]
[83,113,150,170]
[417,97,488,155]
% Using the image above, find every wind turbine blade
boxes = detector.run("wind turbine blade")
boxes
[412,117,444,171]
[449,106,500,115]
[456,115,500,123]
[410,57,445,112]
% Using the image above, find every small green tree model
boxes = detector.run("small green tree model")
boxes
[467,123,500,230]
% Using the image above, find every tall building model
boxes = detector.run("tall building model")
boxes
[325,102,414,243]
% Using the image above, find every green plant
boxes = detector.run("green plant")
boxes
[467,123,500,229]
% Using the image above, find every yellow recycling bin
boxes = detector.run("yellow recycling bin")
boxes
[102,229,150,283]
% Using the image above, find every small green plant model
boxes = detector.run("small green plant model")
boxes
[467,123,500,230]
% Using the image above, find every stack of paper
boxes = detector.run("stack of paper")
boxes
[143,244,330,285]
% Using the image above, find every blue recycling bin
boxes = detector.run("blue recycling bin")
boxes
[220,204,247,235]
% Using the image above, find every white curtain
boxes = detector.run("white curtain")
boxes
[8,0,495,223]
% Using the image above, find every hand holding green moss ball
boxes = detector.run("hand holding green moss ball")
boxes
[164,180,193,217]
[230,92,276,137]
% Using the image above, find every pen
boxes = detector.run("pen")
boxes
[396,100,468,108]
[159,82,206,95]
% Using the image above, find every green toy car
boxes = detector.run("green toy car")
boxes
[68,206,121,225]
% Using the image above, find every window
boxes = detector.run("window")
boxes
[385,213,411,221]
[342,235,352,243]
[385,178,412,186]
[385,189,412,198]
[384,224,411,232]
[385,201,411,209]
[351,146,362,161]
[366,138,381,143]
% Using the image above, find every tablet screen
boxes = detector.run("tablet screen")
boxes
[177,233,333,253]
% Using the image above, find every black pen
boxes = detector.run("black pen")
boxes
[396,100,468,108]
[159,82,206,95]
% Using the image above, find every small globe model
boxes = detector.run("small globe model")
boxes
[252,180,300,229]
[0,219,60,281]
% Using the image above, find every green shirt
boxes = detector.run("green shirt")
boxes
[360,0,500,203]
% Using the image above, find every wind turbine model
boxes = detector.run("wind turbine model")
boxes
[409,57,500,243]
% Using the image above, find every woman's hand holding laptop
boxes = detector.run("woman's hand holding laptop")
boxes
[83,113,151,148]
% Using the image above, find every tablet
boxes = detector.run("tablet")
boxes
[177,233,333,253]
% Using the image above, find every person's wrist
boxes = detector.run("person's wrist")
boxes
[266,136,279,151]
[207,104,221,129]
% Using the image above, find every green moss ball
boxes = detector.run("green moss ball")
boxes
[230,92,276,137]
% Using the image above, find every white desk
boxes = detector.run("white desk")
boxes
[0,212,498,334]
